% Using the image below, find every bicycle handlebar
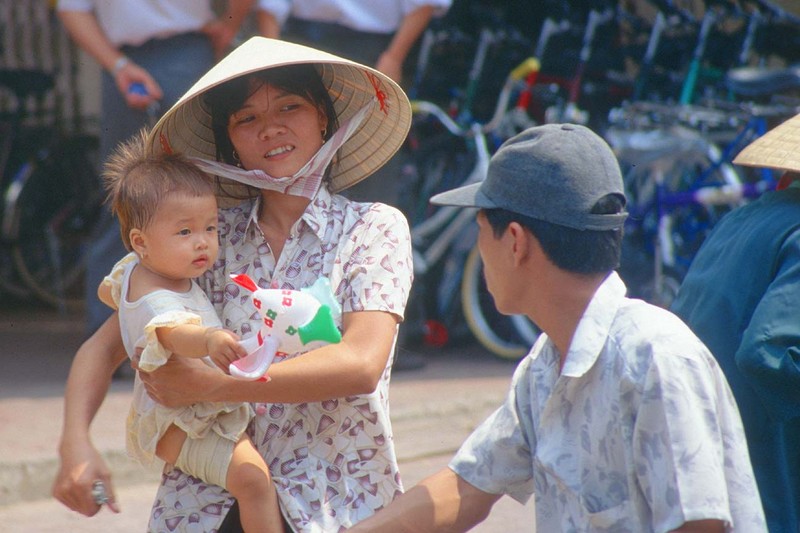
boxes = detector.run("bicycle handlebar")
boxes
[410,57,540,136]
[663,179,774,208]
[0,69,54,109]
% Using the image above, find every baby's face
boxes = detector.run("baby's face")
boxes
[139,193,219,281]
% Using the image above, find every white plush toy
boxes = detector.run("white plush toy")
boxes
[229,274,342,381]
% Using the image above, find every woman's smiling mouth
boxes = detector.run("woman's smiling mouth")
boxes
[266,145,294,158]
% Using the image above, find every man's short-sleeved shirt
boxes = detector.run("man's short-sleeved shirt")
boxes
[56,0,215,47]
[257,0,452,33]
[450,272,766,532]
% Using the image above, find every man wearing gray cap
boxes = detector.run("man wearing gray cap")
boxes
[351,124,765,532]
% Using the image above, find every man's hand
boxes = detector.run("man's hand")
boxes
[52,439,120,516]
[113,60,163,111]
[202,19,238,59]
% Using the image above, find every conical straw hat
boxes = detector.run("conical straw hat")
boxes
[146,37,411,196]
[734,112,800,172]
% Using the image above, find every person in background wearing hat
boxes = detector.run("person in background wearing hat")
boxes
[350,124,766,532]
[671,117,800,532]
[52,37,413,532]
[56,0,254,352]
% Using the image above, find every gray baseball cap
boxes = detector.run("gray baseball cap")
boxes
[430,124,627,231]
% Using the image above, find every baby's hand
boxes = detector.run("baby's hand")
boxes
[205,328,246,372]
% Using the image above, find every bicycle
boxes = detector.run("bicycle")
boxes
[0,68,102,311]
[405,5,637,360]
[603,4,800,305]
[399,57,539,361]
[542,5,617,126]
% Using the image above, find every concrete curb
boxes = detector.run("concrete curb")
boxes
[0,390,506,507]
[0,452,162,508]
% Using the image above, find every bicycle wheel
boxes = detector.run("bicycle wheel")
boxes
[461,246,529,361]
[0,243,31,300]
[5,134,102,309]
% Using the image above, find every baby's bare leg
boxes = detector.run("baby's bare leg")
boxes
[226,436,284,533]
[155,424,187,464]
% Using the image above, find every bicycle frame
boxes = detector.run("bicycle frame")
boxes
[534,6,631,128]
[0,69,55,301]
[565,8,615,113]
[633,10,671,101]
[679,8,716,105]
[410,122,488,275]
[403,57,537,351]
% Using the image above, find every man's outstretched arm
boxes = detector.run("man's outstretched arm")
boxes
[349,467,501,532]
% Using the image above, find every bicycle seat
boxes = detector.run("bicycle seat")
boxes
[0,69,54,101]
[606,125,715,167]
[725,65,800,97]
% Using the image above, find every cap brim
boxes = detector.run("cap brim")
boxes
[734,112,800,172]
[430,182,493,208]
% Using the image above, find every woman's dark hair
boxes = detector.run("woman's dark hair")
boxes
[484,193,626,274]
[203,64,340,195]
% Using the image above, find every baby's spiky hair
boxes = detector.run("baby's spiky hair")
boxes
[103,129,216,250]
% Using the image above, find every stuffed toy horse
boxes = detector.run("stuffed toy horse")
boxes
[229,274,342,380]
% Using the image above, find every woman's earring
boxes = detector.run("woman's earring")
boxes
[321,128,327,140]
[232,149,243,168]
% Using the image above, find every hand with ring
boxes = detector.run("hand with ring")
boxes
[91,480,109,506]
[87,479,120,513]
[51,440,121,515]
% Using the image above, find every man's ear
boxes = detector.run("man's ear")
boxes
[129,229,146,256]
[507,221,532,266]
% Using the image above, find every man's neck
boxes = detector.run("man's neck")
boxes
[534,271,608,369]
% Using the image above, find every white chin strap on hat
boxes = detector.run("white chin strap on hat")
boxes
[190,99,373,199]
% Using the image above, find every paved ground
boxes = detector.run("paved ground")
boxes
[0,301,534,531]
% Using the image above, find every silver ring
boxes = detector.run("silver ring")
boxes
[91,480,109,506]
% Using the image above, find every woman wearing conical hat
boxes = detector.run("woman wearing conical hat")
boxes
[53,37,414,532]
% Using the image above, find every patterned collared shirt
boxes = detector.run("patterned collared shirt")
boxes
[450,272,766,532]
[147,186,413,532]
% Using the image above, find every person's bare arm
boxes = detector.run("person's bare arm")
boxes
[97,282,115,310]
[140,309,397,406]
[155,324,245,370]
[56,10,162,108]
[376,5,435,83]
[56,10,124,74]
[203,0,255,57]
[255,8,281,38]
[52,314,128,516]
[349,467,501,532]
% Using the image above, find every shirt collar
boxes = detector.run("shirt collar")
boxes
[243,185,335,243]
[561,271,627,378]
